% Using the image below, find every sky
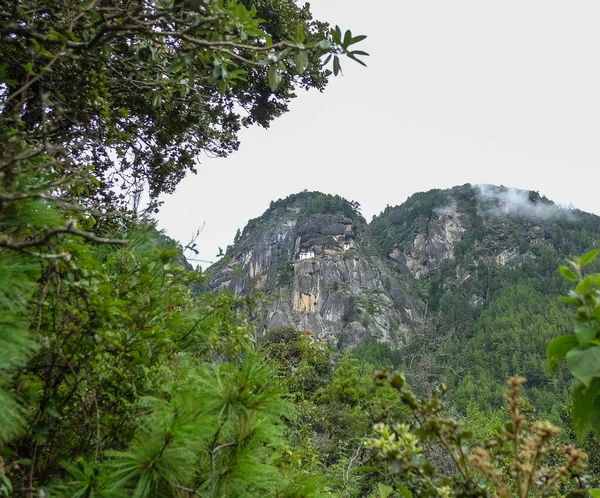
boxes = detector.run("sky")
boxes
[157,0,600,266]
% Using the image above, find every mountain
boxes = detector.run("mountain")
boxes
[207,192,424,349]
[369,184,600,415]
[371,183,599,291]
[207,185,600,419]
[369,184,600,337]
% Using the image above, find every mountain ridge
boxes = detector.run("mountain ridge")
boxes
[208,191,424,348]
[206,184,600,352]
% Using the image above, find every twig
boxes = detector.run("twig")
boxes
[26,443,37,498]
[174,484,201,496]
[344,440,364,487]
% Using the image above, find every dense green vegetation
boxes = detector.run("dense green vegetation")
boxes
[2,1,600,496]
[370,186,600,422]
[0,1,371,495]
[268,192,362,220]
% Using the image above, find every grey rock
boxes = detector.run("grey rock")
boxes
[207,203,424,349]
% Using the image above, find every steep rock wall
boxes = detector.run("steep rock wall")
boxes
[208,197,423,348]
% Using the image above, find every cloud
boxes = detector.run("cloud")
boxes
[433,201,458,217]
[474,185,575,221]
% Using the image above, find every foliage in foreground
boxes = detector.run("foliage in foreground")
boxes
[547,249,600,443]
[366,373,590,498]
[0,211,304,496]
[0,234,598,497]
[0,0,367,493]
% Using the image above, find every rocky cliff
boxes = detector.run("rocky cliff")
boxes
[207,185,600,351]
[207,192,424,348]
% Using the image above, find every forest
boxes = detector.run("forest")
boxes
[2,1,600,497]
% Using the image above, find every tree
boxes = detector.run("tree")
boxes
[0,220,312,496]
[0,0,367,201]
[0,2,368,496]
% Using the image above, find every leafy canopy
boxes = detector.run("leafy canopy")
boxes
[1,0,367,200]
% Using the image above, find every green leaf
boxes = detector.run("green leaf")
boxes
[333,56,341,76]
[547,335,578,373]
[66,31,81,42]
[47,29,67,41]
[28,38,41,51]
[0,474,13,493]
[350,34,368,45]
[566,346,600,386]
[576,276,594,294]
[558,296,581,307]
[352,466,379,473]
[347,52,368,67]
[560,266,579,281]
[575,324,597,348]
[572,379,600,442]
[592,395,600,440]
[589,490,600,498]
[580,249,599,267]
[331,25,342,44]
[378,482,394,498]
[268,65,279,91]
[343,30,352,47]
[295,51,308,74]
[572,383,593,442]
[395,483,412,498]
[22,62,36,76]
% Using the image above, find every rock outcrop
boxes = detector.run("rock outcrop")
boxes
[207,192,423,348]
[207,185,600,350]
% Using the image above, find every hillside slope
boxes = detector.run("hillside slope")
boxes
[208,184,600,418]
[370,184,600,415]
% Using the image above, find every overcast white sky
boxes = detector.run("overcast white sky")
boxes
[157,1,600,266]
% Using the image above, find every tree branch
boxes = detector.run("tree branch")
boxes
[0,221,127,250]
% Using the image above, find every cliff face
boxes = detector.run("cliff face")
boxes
[386,208,467,279]
[208,186,600,350]
[207,193,424,348]
[205,186,600,420]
